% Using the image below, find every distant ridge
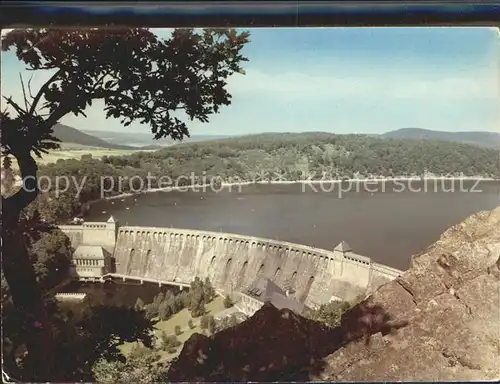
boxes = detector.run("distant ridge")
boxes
[381,128,500,149]
[54,124,499,151]
[52,124,140,150]
[81,129,232,148]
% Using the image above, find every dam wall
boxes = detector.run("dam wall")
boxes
[112,226,404,307]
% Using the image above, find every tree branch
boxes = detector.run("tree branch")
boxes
[93,70,113,91]
[2,151,38,222]
[28,75,35,99]
[43,104,72,130]
[19,73,32,111]
[28,69,63,116]
[3,96,27,116]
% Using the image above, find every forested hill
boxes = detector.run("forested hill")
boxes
[18,132,499,222]
[52,123,139,150]
[381,128,500,149]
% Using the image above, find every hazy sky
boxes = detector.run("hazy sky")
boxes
[1,27,499,135]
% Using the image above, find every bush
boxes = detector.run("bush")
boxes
[188,319,195,329]
[214,314,240,333]
[143,304,158,320]
[229,314,238,327]
[134,297,145,311]
[203,277,216,302]
[158,301,172,321]
[174,325,182,335]
[179,291,191,308]
[129,342,153,360]
[207,315,216,334]
[223,295,234,308]
[153,292,165,306]
[190,291,206,318]
[92,352,167,384]
[200,315,210,330]
[187,277,215,318]
[160,332,181,353]
[306,301,351,328]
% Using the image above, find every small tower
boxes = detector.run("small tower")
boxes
[334,241,352,255]
[106,215,119,243]
[332,241,351,276]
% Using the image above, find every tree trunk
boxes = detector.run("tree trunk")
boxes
[1,154,55,381]
[2,221,54,380]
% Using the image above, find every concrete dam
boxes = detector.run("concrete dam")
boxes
[60,217,404,308]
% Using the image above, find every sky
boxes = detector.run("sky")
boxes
[1,27,499,136]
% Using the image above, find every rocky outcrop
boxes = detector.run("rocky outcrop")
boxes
[167,302,341,381]
[316,206,500,382]
[167,207,500,382]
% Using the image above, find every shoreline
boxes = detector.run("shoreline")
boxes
[99,175,498,201]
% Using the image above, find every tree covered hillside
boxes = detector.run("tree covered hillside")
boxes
[11,132,498,223]
[381,128,500,149]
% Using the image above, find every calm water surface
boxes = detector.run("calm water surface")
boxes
[59,280,182,308]
[87,180,500,270]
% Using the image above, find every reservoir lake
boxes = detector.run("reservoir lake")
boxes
[86,180,500,271]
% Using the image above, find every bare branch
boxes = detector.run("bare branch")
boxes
[27,75,35,99]
[3,96,27,116]
[19,73,32,111]
[28,69,63,116]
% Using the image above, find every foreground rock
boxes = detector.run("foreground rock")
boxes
[167,207,500,382]
[317,206,500,382]
[167,303,340,381]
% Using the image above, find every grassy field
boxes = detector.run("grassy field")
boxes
[120,295,226,361]
[4,145,156,169]
[37,146,155,165]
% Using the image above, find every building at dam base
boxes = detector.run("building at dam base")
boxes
[59,217,404,309]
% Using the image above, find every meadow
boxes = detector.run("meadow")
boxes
[36,144,155,165]
[119,295,226,361]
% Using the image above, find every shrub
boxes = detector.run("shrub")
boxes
[153,292,165,306]
[190,293,206,318]
[160,332,181,353]
[129,342,153,360]
[223,295,234,308]
[143,304,158,320]
[188,319,195,329]
[179,291,191,308]
[207,315,216,334]
[306,301,351,328]
[134,297,145,311]
[214,314,240,333]
[174,325,182,335]
[229,314,238,327]
[203,277,216,302]
[200,315,209,330]
[158,301,172,321]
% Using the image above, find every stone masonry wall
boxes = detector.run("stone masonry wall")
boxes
[112,226,403,307]
[58,221,403,306]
